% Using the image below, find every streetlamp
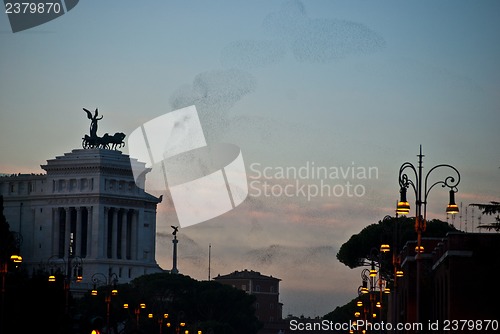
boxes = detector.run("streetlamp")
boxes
[1,252,22,334]
[91,272,119,334]
[358,255,390,324]
[396,145,460,325]
[47,253,83,315]
[123,302,147,330]
[147,312,170,334]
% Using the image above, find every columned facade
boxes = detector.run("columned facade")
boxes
[0,148,163,287]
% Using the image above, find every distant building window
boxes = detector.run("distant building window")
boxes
[255,302,259,310]
[270,303,274,309]
[270,285,275,293]
[242,284,246,291]
[255,285,260,292]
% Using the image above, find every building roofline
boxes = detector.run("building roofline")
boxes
[214,269,281,281]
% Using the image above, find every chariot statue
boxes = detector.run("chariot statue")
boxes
[81,108,126,150]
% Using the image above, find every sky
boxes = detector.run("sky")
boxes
[1,0,500,317]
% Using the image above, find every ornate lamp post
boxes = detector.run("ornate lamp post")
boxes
[358,246,391,325]
[91,272,119,334]
[47,252,83,315]
[396,145,460,325]
[123,302,147,330]
[1,253,22,334]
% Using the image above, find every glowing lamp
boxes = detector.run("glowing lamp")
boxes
[369,263,377,277]
[380,244,390,253]
[396,188,410,214]
[360,280,369,294]
[446,190,459,214]
[10,255,22,263]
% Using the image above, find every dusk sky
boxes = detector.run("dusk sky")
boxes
[1,1,500,317]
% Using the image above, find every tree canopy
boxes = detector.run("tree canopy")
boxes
[470,201,500,231]
[336,216,458,273]
[77,272,262,334]
[0,195,21,263]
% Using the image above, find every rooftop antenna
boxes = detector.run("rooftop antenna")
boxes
[459,202,463,231]
[464,206,468,233]
[208,243,211,281]
[471,206,475,232]
[477,213,482,233]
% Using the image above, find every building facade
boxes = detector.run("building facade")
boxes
[390,232,500,333]
[214,269,284,333]
[0,148,163,288]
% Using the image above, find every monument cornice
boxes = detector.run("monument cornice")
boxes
[42,165,135,177]
[42,193,160,207]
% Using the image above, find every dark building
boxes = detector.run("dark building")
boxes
[391,232,500,333]
[214,269,285,334]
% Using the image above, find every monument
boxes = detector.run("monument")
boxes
[82,108,126,150]
[170,225,179,274]
[0,108,163,288]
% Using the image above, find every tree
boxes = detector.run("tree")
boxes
[323,297,358,324]
[336,216,458,278]
[0,195,20,263]
[470,201,500,231]
[76,272,262,334]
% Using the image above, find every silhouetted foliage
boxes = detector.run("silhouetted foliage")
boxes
[470,201,500,231]
[336,216,458,275]
[323,297,358,324]
[76,272,262,334]
[0,195,20,263]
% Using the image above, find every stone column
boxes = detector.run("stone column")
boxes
[64,207,71,258]
[131,209,138,260]
[99,206,109,259]
[86,206,92,259]
[52,207,59,256]
[171,234,179,274]
[121,209,127,260]
[76,207,82,257]
[112,208,118,259]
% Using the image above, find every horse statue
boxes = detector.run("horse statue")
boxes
[81,108,126,150]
